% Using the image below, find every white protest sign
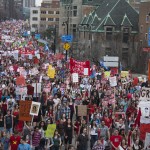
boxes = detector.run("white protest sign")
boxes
[109,76,117,87]
[29,54,33,59]
[30,101,41,116]
[84,68,89,76]
[39,76,43,83]
[145,132,150,149]
[138,101,150,117]
[32,83,41,93]
[72,73,78,83]
[140,87,150,101]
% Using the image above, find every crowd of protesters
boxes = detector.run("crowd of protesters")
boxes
[0,20,147,150]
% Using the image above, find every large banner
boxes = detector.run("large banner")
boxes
[70,58,90,76]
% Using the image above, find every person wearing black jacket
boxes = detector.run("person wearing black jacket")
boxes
[77,128,89,150]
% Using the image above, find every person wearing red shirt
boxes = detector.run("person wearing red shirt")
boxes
[110,129,122,150]
[88,102,95,121]
[9,130,21,150]
[103,113,112,129]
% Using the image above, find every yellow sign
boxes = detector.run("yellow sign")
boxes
[104,71,111,78]
[63,43,70,50]
[121,71,129,78]
[45,124,56,138]
[47,67,55,78]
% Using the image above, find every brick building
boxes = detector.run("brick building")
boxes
[138,1,150,73]
[79,0,139,69]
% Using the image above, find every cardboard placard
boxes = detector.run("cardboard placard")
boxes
[45,124,56,138]
[121,71,129,78]
[16,75,26,85]
[84,68,89,76]
[109,76,117,87]
[78,105,87,116]
[30,101,41,116]
[72,73,79,83]
[140,88,150,101]
[19,101,32,121]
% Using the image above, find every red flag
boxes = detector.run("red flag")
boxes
[134,108,141,127]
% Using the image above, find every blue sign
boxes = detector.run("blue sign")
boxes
[148,28,150,46]
[35,34,41,39]
[61,35,73,42]
[23,31,29,37]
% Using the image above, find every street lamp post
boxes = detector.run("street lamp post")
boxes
[62,20,69,61]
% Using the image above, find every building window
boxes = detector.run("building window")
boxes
[48,11,54,14]
[73,6,77,17]
[146,15,149,23]
[122,48,129,66]
[106,27,113,40]
[41,18,46,21]
[40,24,46,28]
[32,17,38,21]
[56,11,59,14]
[41,11,46,14]
[145,33,148,40]
[140,25,143,33]
[33,10,38,14]
[140,40,143,46]
[32,24,38,28]
[105,48,111,55]
[123,28,129,43]
[48,18,54,21]
[56,18,59,21]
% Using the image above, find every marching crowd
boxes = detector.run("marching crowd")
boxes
[0,20,147,150]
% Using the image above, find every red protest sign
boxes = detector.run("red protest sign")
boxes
[70,58,90,76]
[16,75,26,86]
[140,123,150,140]
[19,101,32,121]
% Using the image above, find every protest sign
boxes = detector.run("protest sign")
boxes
[47,66,55,78]
[140,124,150,140]
[45,124,56,138]
[140,87,150,101]
[84,68,89,76]
[70,58,90,76]
[148,60,150,82]
[30,101,41,116]
[19,101,32,121]
[121,71,129,78]
[109,76,117,87]
[138,101,150,117]
[32,83,41,93]
[13,50,19,60]
[16,76,26,85]
[78,105,87,116]
[110,67,118,75]
[145,132,150,149]
[72,73,79,83]
[104,71,110,78]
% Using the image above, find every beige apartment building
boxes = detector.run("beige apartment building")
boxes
[40,0,60,31]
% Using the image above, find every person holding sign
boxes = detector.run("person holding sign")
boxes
[51,130,61,150]
[65,118,73,150]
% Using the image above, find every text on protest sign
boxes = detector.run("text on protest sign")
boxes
[140,87,150,101]
[19,101,32,121]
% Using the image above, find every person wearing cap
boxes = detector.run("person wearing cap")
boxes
[17,136,31,150]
